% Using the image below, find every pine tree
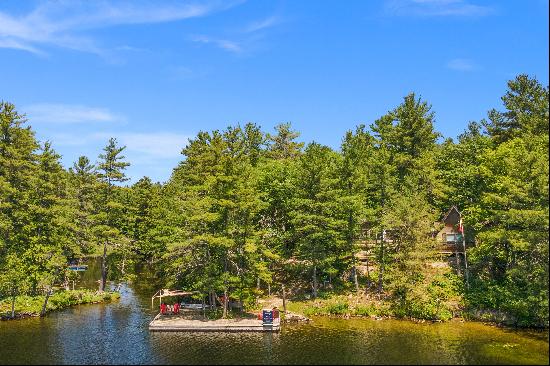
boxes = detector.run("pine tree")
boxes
[0,102,39,254]
[368,145,397,294]
[291,142,346,298]
[370,94,443,206]
[126,177,162,261]
[266,122,304,160]
[0,102,40,303]
[436,122,492,230]
[68,156,99,257]
[256,158,297,293]
[0,254,28,318]
[29,142,74,310]
[166,126,268,316]
[461,75,549,326]
[470,134,549,326]
[483,74,549,144]
[382,190,438,316]
[96,138,130,292]
[338,125,374,292]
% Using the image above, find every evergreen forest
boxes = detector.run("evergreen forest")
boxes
[1,74,548,327]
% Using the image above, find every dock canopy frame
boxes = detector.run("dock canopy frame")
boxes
[151,289,198,309]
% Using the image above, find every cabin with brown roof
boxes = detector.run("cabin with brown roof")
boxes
[436,206,471,254]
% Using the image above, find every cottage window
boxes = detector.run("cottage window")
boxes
[446,234,464,243]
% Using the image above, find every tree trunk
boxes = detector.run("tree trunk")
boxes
[41,287,52,317]
[365,252,372,290]
[31,277,37,296]
[351,266,359,292]
[11,292,16,319]
[377,265,384,294]
[209,290,216,310]
[222,288,228,318]
[100,242,108,292]
[463,234,470,289]
[281,284,287,314]
[121,255,126,277]
[222,256,228,318]
[348,211,359,292]
[312,265,318,298]
[377,234,384,294]
[455,244,461,276]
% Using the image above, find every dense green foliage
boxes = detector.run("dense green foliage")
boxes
[0,290,119,319]
[0,74,547,326]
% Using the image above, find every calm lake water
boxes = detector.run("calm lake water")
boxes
[0,260,548,365]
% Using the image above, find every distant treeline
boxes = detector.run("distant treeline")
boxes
[0,74,548,326]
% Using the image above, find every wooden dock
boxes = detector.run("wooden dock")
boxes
[148,314,280,332]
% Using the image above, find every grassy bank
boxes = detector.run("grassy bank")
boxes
[0,290,120,320]
[279,293,548,328]
[286,295,393,319]
[284,294,440,321]
[253,286,455,321]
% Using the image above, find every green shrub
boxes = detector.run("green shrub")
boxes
[354,304,374,316]
[325,302,349,315]
[303,306,322,317]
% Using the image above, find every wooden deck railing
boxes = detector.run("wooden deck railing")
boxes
[439,242,473,253]
[354,240,473,256]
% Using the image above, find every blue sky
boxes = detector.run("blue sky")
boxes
[1,0,548,183]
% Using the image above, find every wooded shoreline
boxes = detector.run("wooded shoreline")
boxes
[1,74,548,329]
[0,290,120,320]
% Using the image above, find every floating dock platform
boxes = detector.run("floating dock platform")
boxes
[148,314,280,332]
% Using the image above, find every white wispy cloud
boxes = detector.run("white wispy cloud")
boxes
[385,0,494,17]
[52,131,190,158]
[0,1,236,56]
[447,58,476,71]
[109,132,191,159]
[48,131,191,182]
[190,14,282,54]
[25,103,124,124]
[244,15,281,33]
[47,132,93,147]
[0,37,47,56]
[190,35,243,53]
[168,65,211,80]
